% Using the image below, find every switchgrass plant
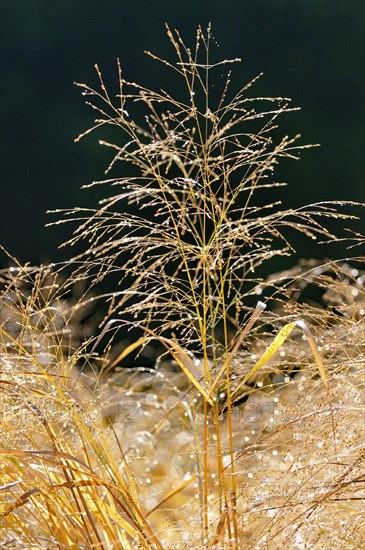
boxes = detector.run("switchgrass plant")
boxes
[1,25,364,549]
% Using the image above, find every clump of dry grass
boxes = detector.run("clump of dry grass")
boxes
[0,262,163,548]
[1,25,364,549]
[1,260,364,548]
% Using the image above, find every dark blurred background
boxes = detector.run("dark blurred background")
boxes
[0,0,364,269]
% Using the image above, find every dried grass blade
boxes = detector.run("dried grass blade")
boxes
[106,335,212,404]
[0,488,40,520]
[74,487,138,541]
[146,474,196,517]
[295,320,338,459]
[295,320,328,388]
[107,337,152,371]
[231,322,296,401]
[160,337,213,406]
[44,502,79,549]
[213,504,229,545]
[211,301,267,393]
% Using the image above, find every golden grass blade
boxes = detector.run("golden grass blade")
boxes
[231,322,296,401]
[295,319,338,459]
[0,488,40,520]
[106,333,213,404]
[211,301,267,394]
[0,448,93,472]
[159,337,214,406]
[229,301,267,358]
[295,320,328,388]
[43,502,79,549]
[146,473,196,517]
[107,336,152,371]
[0,480,22,491]
[0,325,30,357]
[213,505,229,545]
[74,487,138,541]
